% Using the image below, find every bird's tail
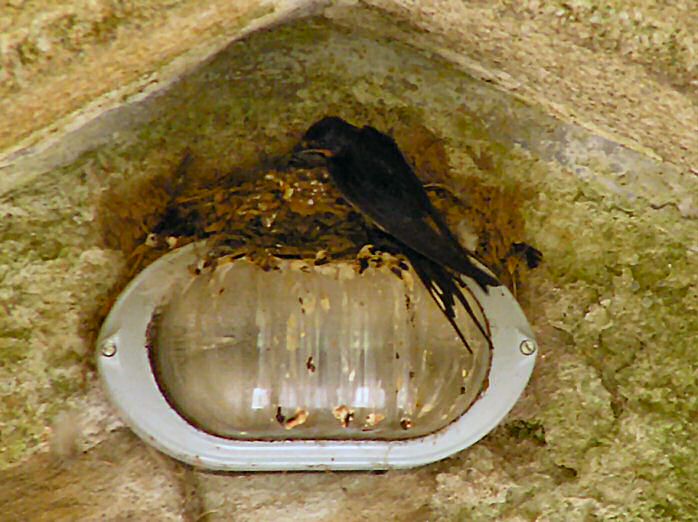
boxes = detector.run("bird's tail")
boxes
[407,248,493,355]
[458,254,501,293]
[423,203,502,292]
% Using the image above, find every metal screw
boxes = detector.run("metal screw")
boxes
[519,339,537,356]
[101,337,117,357]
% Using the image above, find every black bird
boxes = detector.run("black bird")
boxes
[291,116,503,353]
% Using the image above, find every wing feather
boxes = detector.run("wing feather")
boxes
[330,126,499,289]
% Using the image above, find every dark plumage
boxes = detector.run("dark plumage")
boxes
[511,242,543,269]
[291,116,502,353]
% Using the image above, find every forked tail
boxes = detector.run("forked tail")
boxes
[407,248,493,355]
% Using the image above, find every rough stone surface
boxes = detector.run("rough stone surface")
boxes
[362,0,698,171]
[195,469,437,521]
[0,430,187,521]
[0,0,277,151]
[1,2,697,521]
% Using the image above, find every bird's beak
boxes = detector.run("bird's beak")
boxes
[288,142,335,168]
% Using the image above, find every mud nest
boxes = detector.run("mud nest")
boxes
[97,126,538,293]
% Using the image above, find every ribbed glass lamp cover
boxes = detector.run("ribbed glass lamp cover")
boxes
[149,257,490,440]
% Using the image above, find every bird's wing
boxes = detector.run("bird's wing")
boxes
[333,126,499,289]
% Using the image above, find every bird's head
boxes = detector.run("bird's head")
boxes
[289,116,358,167]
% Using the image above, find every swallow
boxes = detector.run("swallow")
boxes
[291,116,503,353]
[511,242,543,269]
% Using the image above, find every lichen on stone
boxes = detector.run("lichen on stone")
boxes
[2,11,697,520]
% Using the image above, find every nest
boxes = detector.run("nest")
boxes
[99,147,537,287]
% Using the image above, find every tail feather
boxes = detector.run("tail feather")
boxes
[406,248,493,355]
[458,255,500,293]
[423,203,501,292]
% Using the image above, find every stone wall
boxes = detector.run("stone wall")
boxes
[1,2,696,520]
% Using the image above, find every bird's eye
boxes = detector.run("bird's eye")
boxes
[98,242,536,470]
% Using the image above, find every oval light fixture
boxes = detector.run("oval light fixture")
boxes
[97,241,536,471]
